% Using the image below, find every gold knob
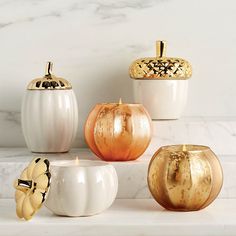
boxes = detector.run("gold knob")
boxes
[156,40,166,58]
[14,179,32,193]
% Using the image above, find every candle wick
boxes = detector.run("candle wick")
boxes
[118,98,122,105]
[75,157,79,165]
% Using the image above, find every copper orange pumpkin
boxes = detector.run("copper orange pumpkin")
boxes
[85,102,152,161]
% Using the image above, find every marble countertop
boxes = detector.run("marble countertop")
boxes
[0,148,236,199]
[1,117,236,156]
[1,148,236,235]
[1,198,236,236]
[0,148,151,199]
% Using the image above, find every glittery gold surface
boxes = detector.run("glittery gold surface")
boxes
[14,158,51,220]
[129,57,192,80]
[129,41,192,80]
[148,145,223,211]
[85,102,152,161]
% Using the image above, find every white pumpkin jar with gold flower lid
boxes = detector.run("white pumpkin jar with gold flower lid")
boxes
[22,62,78,153]
[129,41,192,120]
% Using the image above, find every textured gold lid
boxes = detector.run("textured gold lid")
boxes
[27,62,72,90]
[129,41,192,80]
[14,157,51,220]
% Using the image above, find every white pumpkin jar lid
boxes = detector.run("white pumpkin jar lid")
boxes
[27,62,72,90]
[129,41,192,80]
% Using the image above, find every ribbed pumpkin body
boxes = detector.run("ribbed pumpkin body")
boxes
[85,103,152,161]
[45,161,118,216]
[148,145,223,211]
[22,90,78,153]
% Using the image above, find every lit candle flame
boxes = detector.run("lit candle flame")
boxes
[118,98,122,105]
[75,157,79,165]
[182,144,187,152]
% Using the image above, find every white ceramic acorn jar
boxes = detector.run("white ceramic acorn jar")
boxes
[129,41,192,120]
[45,160,118,217]
[22,62,78,153]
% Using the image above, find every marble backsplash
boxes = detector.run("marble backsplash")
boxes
[0,0,236,147]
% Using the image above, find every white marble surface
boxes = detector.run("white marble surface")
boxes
[0,0,236,147]
[1,198,236,236]
[1,114,236,155]
[145,117,236,156]
[0,148,236,199]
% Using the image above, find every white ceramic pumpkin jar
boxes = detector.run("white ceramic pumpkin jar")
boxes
[44,160,118,216]
[13,157,118,220]
[129,41,192,120]
[22,62,78,153]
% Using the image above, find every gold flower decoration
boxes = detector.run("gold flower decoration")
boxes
[14,157,51,220]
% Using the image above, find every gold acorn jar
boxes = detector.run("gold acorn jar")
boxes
[148,145,223,211]
[84,99,152,161]
[22,62,78,153]
[129,41,192,120]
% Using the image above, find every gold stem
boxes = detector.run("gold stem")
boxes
[118,98,122,105]
[14,179,32,192]
[156,40,166,58]
[45,61,53,76]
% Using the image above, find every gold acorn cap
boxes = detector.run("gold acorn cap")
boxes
[14,157,51,220]
[129,41,192,80]
[27,62,72,90]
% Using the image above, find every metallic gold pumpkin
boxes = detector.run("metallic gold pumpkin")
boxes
[85,101,152,161]
[148,145,223,211]
[14,158,51,220]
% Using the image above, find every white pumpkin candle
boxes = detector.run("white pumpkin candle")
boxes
[45,159,118,217]
[21,62,78,153]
